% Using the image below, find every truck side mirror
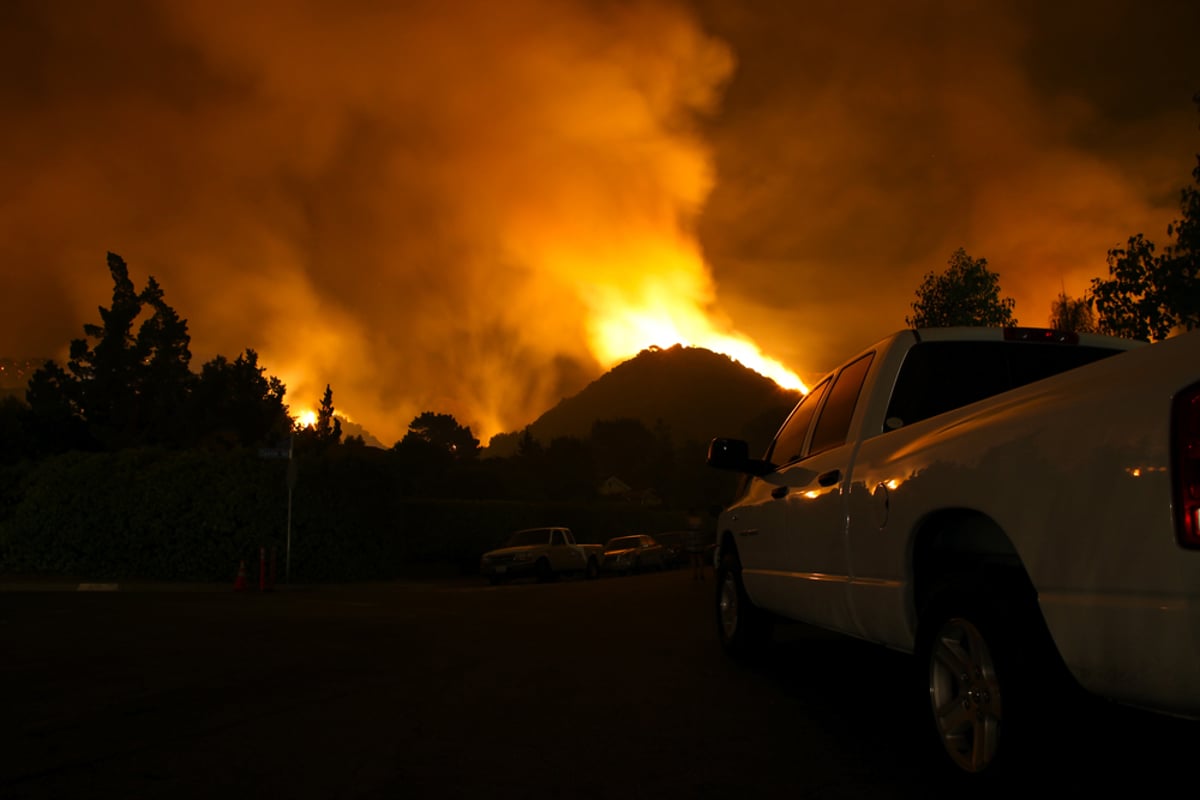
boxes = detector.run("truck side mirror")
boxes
[707,438,773,476]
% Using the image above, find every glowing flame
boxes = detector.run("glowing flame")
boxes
[592,307,807,392]
[185,1,803,446]
[295,409,318,429]
[565,245,808,393]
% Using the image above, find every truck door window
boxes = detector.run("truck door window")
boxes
[810,352,875,455]
[551,530,565,546]
[767,379,830,467]
[885,341,1125,430]
[886,342,1007,429]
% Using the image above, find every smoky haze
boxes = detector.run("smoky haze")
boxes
[1,0,1197,445]
[695,0,1200,379]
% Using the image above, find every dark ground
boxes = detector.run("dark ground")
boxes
[2,570,1195,799]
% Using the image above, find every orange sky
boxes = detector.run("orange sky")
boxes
[1,0,1198,445]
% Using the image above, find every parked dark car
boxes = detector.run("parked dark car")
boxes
[652,531,689,568]
[600,535,668,575]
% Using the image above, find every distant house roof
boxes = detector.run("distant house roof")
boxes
[598,476,632,496]
[636,488,662,507]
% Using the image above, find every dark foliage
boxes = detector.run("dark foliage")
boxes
[906,248,1017,328]
[1092,95,1200,341]
[188,349,291,449]
[1048,292,1098,334]
[397,411,479,458]
[22,252,290,456]
[294,384,343,454]
[3,255,798,580]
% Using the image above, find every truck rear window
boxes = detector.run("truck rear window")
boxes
[884,341,1123,431]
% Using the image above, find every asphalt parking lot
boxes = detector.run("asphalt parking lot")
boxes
[2,570,1195,799]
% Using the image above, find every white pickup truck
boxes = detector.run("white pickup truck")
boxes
[707,326,1200,778]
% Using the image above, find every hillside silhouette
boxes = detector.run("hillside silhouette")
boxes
[519,344,802,454]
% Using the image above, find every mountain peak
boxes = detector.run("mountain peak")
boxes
[502,344,801,453]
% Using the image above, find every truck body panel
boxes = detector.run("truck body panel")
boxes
[714,327,1200,721]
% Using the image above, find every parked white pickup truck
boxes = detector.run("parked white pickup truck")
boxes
[479,527,602,584]
[707,326,1200,778]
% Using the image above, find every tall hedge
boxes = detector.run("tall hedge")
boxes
[0,448,685,582]
[0,449,286,580]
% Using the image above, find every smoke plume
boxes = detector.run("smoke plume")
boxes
[2,0,1197,443]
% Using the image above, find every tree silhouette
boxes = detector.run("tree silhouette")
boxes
[24,360,90,453]
[27,252,194,449]
[0,395,39,464]
[67,252,146,445]
[1091,98,1200,341]
[190,349,290,448]
[315,385,342,444]
[1049,292,1098,334]
[516,428,542,459]
[906,248,1017,328]
[387,411,481,497]
[20,252,306,456]
[136,276,195,444]
[295,384,342,453]
[399,412,479,459]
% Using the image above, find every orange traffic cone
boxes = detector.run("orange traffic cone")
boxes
[233,560,249,592]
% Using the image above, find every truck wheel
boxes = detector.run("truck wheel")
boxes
[535,558,553,583]
[715,547,770,659]
[916,580,1068,779]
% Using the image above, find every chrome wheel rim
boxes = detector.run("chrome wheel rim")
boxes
[718,572,739,641]
[928,617,1003,773]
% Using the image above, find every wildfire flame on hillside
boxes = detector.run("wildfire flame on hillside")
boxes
[170,0,808,444]
[583,260,808,393]
[9,2,1190,447]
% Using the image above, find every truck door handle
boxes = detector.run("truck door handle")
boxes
[771,486,788,499]
[818,469,841,487]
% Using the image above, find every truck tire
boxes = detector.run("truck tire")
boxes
[916,578,1072,780]
[715,547,770,659]
[535,558,553,583]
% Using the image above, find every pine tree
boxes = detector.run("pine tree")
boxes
[315,384,342,446]
[68,252,145,445]
[25,252,195,449]
[136,276,195,444]
[294,384,343,454]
